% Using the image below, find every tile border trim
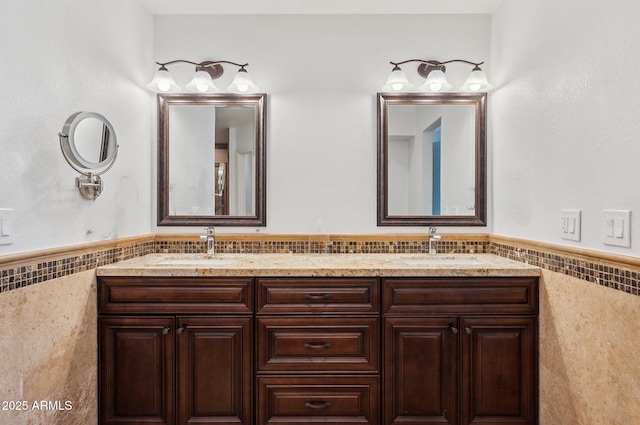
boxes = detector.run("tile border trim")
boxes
[1,233,638,297]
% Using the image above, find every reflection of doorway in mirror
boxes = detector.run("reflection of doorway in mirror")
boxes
[423,120,441,215]
[215,127,230,215]
[229,125,255,216]
[214,162,228,215]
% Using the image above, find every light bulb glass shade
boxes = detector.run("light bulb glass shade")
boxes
[382,67,413,92]
[146,67,181,93]
[186,70,219,93]
[419,69,452,92]
[460,68,493,92]
[227,68,259,94]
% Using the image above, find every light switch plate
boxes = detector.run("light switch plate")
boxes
[0,208,16,245]
[561,209,581,241]
[603,210,631,247]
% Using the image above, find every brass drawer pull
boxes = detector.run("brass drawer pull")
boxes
[304,293,332,301]
[303,342,331,350]
[305,401,332,409]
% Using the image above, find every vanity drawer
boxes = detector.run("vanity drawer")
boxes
[257,375,378,425]
[383,277,538,315]
[98,277,254,314]
[257,278,379,314]
[257,317,379,372]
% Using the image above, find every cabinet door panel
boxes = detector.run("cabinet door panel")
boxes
[461,316,537,425]
[99,316,174,425]
[384,317,457,425]
[177,316,253,425]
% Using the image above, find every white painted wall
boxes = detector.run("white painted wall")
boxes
[0,0,154,255]
[491,0,640,256]
[152,14,492,234]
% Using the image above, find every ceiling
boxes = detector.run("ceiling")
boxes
[139,0,505,15]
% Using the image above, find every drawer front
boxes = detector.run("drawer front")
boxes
[257,317,379,372]
[257,278,379,314]
[99,277,253,314]
[257,376,378,425]
[383,277,538,315]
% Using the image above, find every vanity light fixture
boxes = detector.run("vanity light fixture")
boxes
[147,59,259,94]
[382,59,493,93]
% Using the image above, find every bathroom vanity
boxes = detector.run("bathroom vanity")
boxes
[97,254,540,425]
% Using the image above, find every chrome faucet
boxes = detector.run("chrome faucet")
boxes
[428,227,441,255]
[200,227,215,255]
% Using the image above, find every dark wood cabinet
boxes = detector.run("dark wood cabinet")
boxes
[99,316,175,425]
[256,278,380,425]
[177,316,252,425]
[98,274,538,425]
[384,316,458,425]
[460,316,537,425]
[382,277,538,425]
[98,278,253,425]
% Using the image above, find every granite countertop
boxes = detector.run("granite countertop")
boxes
[97,253,540,278]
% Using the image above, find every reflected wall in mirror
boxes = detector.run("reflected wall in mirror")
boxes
[158,93,266,226]
[377,92,486,226]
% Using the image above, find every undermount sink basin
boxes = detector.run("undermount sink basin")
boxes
[159,258,238,266]
[402,257,482,266]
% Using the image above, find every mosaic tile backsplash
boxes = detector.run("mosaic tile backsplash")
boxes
[1,234,639,297]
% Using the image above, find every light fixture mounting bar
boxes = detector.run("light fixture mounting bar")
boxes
[390,59,485,78]
[154,59,251,80]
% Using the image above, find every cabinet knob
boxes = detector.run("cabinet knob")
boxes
[449,324,458,334]
[177,326,186,334]
[162,327,170,335]
[465,326,472,335]
[305,401,332,409]
[304,342,331,350]
[304,293,331,301]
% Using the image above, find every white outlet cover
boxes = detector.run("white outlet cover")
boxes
[561,209,581,242]
[0,208,16,245]
[603,210,631,248]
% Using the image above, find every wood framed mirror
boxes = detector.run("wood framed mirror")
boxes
[377,92,486,226]
[157,93,266,226]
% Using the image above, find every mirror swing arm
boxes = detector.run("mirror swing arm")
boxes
[59,111,119,200]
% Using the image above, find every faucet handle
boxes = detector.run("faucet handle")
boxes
[200,227,214,241]
[429,226,438,235]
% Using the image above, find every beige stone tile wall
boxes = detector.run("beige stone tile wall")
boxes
[0,270,97,425]
[539,270,640,425]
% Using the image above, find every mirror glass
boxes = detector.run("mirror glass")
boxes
[60,111,117,172]
[75,117,112,163]
[377,93,486,226]
[158,94,266,226]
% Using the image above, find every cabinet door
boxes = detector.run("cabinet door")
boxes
[99,316,175,425]
[177,316,253,425]
[461,316,537,425]
[384,317,458,425]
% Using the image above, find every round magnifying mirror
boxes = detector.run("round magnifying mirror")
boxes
[60,111,118,173]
